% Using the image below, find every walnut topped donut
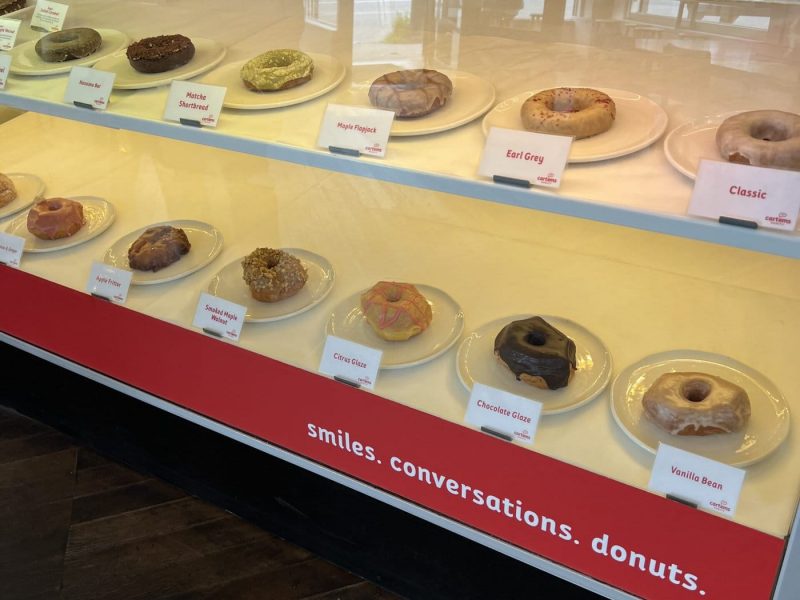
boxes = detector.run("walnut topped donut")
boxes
[368,69,453,118]
[521,87,616,139]
[241,248,308,302]
[642,372,751,436]
[716,110,800,171]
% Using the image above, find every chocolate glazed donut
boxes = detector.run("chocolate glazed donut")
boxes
[494,316,577,390]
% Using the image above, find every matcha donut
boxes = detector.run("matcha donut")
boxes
[240,49,314,92]
[35,28,102,63]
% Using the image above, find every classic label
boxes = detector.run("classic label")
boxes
[31,0,68,32]
[163,81,226,128]
[317,103,394,158]
[0,53,11,90]
[478,126,572,188]
[318,335,382,390]
[689,159,800,230]
[0,232,25,268]
[86,261,131,303]
[0,17,21,51]
[192,292,246,342]
[649,443,745,516]
[65,66,115,110]
[465,382,542,444]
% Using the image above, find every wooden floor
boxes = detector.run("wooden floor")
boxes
[0,405,401,600]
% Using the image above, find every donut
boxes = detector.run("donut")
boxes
[715,110,800,171]
[240,50,314,92]
[26,198,84,240]
[368,69,453,118]
[241,248,308,302]
[642,372,751,436]
[521,88,616,139]
[0,0,25,16]
[126,35,195,74]
[0,173,17,208]
[360,281,432,341]
[494,316,576,390]
[34,28,102,63]
[128,225,191,272]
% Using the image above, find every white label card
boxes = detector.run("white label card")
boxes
[465,382,542,444]
[163,81,226,128]
[0,18,21,51]
[192,292,246,342]
[317,103,394,158]
[689,160,800,231]
[31,0,68,32]
[318,335,382,390]
[65,66,115,110]
[0,232,25,268]
[86,262,131,304]
[0,53,10,90]
[478,126,572,188]
[649,443,745,517]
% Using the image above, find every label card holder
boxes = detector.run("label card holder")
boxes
[0,17,22,51]
[65,66,115,110]
[0,53,11,90]
[317,104,394,158]
[86,262,132,303]
[0,232,25,268]
[31,0,68,32]
[648,443,745,517]
[318,335,382,390]
[163,81,226,128]
[689,160,800,231]
[478,127,572,189]
[192,292,246,342]
[465,382,542,445]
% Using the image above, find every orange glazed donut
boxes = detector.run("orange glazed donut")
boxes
[26,197,84,240]
[521,87,616,139]
[360,281,433,341]
[715,110,800,170]
[642,372,751,436]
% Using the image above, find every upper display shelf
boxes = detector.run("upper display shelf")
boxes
[1,0,798,257]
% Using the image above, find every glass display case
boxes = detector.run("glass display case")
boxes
[1,1,798,598]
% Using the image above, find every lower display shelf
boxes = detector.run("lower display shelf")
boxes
[0,267,786,600]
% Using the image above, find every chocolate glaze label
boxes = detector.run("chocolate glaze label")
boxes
[465,382,542,444]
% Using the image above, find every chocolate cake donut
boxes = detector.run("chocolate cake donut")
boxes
[35,28,102,63]
[128,225,191,272]
[494,316,576,390]
[126,34,195,74]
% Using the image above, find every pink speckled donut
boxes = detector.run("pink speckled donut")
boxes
[521,87,616,139]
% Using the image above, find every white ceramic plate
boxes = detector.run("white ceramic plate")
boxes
[342,70,495,137]
[326,284,464,369]
[456,315,612,415]
[663,112,739,180]
[611,350,790,467]
[482,88,668,163]
[9,29,129,75]
[0,173,45,220]
[5,196,114,252]
[93,38,226,89]
[200,53,346,110]
[208,248,335,322]
[103,220,223,285]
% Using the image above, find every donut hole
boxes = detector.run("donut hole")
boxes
[266,255,280,269]
[385,290,402,302]
[681,379,712,403]
[525,331,547,346]
[46,202,62,211]
[750,122,789,142]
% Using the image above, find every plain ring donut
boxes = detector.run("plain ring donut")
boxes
[35,28,102,63]
[642,372,751,436]
[716,110,800,171]
[521,87,616,139]
[240,50,314,92]
[26,197,84,240]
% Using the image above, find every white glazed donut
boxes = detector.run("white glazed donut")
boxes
[520,87,616,139]
[642,372,750,436]
[716,110,800,170]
